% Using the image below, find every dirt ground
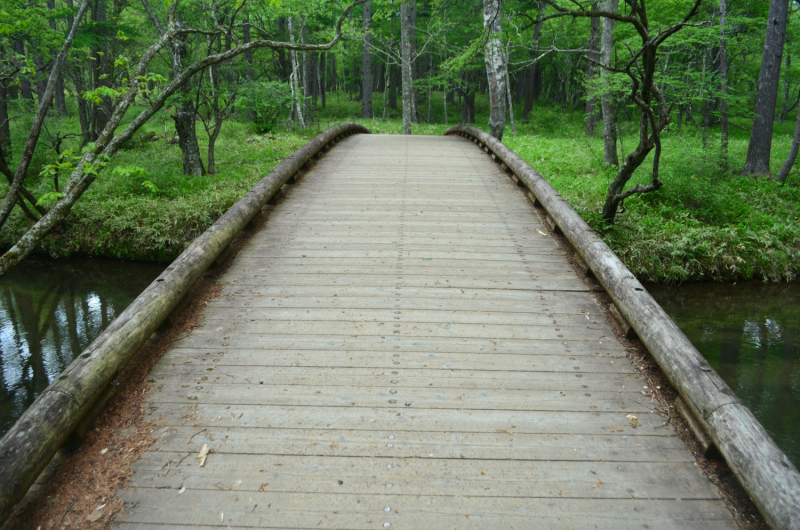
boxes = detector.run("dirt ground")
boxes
[0,163,769,530]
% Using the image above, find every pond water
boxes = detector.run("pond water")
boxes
[0,259,164,438]
[648,281,800,468]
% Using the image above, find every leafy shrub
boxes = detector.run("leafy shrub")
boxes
[239,81,293,133]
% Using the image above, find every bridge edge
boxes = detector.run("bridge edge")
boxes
[444,124,800,530]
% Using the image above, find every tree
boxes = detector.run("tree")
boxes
[483,0,506,140]
[719,0,729,163]
[362,0,372,118]
[141,0,204,176]
[584,7,600,137]
[0,0,367,275]
[599,0,618,164]
[400,0,413,134]
[540,0,704,222]
[741,0,789,176]
[0,0,92,232]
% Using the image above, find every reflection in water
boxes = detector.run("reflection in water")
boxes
[0,259,164,437]
[648,281,800,467]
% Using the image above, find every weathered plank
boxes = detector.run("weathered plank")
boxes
[117,490,734,529]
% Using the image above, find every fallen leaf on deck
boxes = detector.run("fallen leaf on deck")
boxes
[198,444,210,466]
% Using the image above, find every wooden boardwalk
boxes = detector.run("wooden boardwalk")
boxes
[118,135,735,529]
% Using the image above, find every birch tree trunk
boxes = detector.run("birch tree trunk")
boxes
[482,0,506,140]
[742,0,789,175]
[288,17,305,128]
[600,0,619,164]
[362,0,372,118]
[505,41,516,136]
[400,0,413,134]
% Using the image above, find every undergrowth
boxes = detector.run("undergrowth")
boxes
[1,94,798,282]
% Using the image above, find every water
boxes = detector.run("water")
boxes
[0,259,164,437]
[648,281,800,467]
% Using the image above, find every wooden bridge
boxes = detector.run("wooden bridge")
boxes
[1,125,798,529]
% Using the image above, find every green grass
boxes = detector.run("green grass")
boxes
[2,92,798,282]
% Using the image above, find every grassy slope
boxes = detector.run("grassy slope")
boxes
[1,94,798,281]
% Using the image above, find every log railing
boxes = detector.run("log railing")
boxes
[444,124,800,530]
[0,123,370,525]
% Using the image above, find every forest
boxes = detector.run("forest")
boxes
[0,0,798,282]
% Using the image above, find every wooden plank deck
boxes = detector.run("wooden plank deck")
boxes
[117,135,735,529]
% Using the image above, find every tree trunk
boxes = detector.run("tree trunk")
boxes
[244,15,254,122]
[172,19,204,176]
[14,41,33,101]
[71,65,91,146]
[522,10,543,121]
[409,1,418,123]
[92,0,112,136]
[302,20,312,123]
[700,45,709,148]
[0,76,11,165]
[311,52,319,108]
[287,17,305,128]
[742,0,789,175]
[389,63,398,109]
[48,0,67,117]
[482,0,506,140]
[320,52,326,108]
[362,1,372,118]
[600,0,619,164]
[775,99,800,182]
[720,0,729,160]
[401,1,414,134]
[33,54,49,110]
[779,50,791,121]
[505,44,516,137]
[585,9,600,137]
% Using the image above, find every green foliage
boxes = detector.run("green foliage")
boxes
[238,81,293,133]
[112,165,160,195]
[505,105,800,283]
[83,85,125,104]
[35,191,63,207]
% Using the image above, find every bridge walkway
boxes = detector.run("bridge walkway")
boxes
[117,134,735,529]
